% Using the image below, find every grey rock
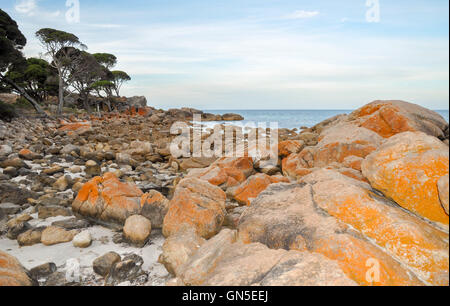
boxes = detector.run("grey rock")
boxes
[93,252,122,277]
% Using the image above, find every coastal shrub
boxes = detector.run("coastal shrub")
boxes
[0,100,17,121]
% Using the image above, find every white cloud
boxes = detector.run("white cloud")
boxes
[284,10,320,19]
[15,0,37,16]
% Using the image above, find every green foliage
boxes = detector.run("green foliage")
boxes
[111,70,131,96]
[6,57,58,102]
[0,9,26,73]
[0,100,17,121]
[93,53,117,69]
[35,28,82,46]
[91,80,114,90]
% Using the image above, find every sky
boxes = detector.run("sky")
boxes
[1,0,449,110]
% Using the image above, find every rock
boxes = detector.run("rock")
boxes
[123,215,152,247]
[221,113,244,121]
[126,96,147,108]
[30,262,57,279]
[302,169,448,285]
[72,230,92,248]
[41,226,77,246]
[52,176,69,191]
[175,229,355,286]
[159,227,206,276]
[52,218,90,230]
[85,160,102,177]
[43,165,64,175]
[105,254,145,285]
[227,173,289,206]
[58,120,92,136]
[179,157,217,171]
[60,144,80,155]
[187,157,255,190]
[38,205,72,219]
[140,190,169,229]
[72,173,144,225]
[438,175,449,215]
[7,221,31,240]
[0,157,29,169]
[0,183,37,204]
[18,149,41,160]
[348,100,449,139]
[278,140,304,158]
[237,171,442,285]
[93,252,121,277]
[0,144,12,157]
[0,202,21,215]
[17,227,44,246]
[163,178,227,239]
[0,251,36,286]
[282,123,382,180]
[362,132,449,225]
[3,166,17,177]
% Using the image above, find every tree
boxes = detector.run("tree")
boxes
[6,57,58,102]
[91,79,115,111]
[0,9,45,114]
[111,70,131,96]
[92,53,117,70]
[36,28,86,114]
[68,50,106,111]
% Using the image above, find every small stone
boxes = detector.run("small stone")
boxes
[123,215,152,247]
[72,230,92,248]
[105,254,145,285]
[93,252,121,277]
[30,262,57,279]
[17,227,44,246]
[38,205,72,219]
[3,167,17,177]
[41,226,77,246]
[85,160,101,177]
[0,202,21,215]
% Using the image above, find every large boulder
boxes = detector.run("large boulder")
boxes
[126,96,147,108]
[159,227,206,276]
[348,100,449,139]
[238,169,448,285]
[162,178,226,239]
[438,175,449,215]
[302,169,448,285]
[362,132,449,225]
[72,173,169,226]
[123,215,152,247]
[187,157,254,190]
[0,251,36,286]
[72,173,143,225]
[58,120,92,136]
[282,123,382,180]
[227,173,289,206]
[174,229,356,286]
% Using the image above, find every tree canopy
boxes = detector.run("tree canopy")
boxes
[0,9,26,73]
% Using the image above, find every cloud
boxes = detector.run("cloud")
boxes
[14,0,37,16]
[15,0,61,18]
[284,10,320,19]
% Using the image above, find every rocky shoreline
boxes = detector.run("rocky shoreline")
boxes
[0,100,448,286]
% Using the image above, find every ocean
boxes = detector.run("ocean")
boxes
[204,109,450,130]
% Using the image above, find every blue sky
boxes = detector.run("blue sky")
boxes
[2,0,449,110]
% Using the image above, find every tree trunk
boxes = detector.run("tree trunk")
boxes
[58,75,64,115]
[0,76,47,116]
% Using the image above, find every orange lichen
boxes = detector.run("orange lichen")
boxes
[313,234,424,286]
